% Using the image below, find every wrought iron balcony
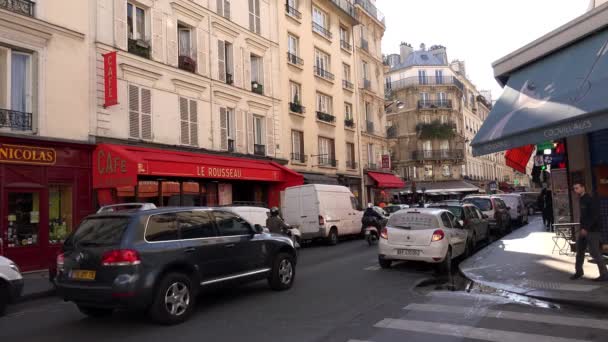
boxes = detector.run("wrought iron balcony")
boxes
[344,118,355,128]
[291,153,307,163]
[318,156,338,167]
[363,79,371,90]
[128,38,150,59]
[365,120,374,134]
[355,0,385,25]
[385,76,465,93]
[227,139,235,152]
[314,66,335,81]
[251,81,264,95]
[340,40,352,51]
[417,100,453,110]
[0,108,32,131]
[285,2,302,19]
[178,55,197,73]
[316,111,336,123]
[312,22,332,39]
[329,0,356,19]
[289,102,305,114]
[346,160,358,169]
[0,0,35,17]
[287,52,303,66]
[342,80,354,90]
[360,38,369,51]
[254,144,266,156]
[387,125,397,138]
[412,149,465,161]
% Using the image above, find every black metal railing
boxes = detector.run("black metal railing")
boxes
[330,0,356,18]
[341,40,352,51]
[344,118,355,128]
[363,79,371,90]
[226,73,234,85]
[319,156,338,167]
[360,38,369,51]
[366,163,378,170]
[287,52,303,65]
[343,80,354,90]
[251,81,264,95]
[291,153,307,163]
[254,144,266,156]
[312,22,332,39]
[355,0,385,25]
[387,125,397,138]
[412,149,465,161]
[178,55,197,73]
[289,102,305,114]
[285,3,302,19]
[366,120,374,134]
[346,160,358,169]
[227,139,235,152]
[0,0,35,17]
[417,100,453,109]
[385,76,465,92]
[316,111,336,123]
[314,66,335,81]
[0,109,32,131]
[128,38,150,59]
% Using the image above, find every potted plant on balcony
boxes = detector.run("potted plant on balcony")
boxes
[344,118,354,128]
[251,81,264,95]
[178,55,197,73]
[290,94,303,113]
[416,120,456,140]
[128,38,151,59]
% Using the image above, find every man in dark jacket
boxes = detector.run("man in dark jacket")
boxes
[571,182,608,281]
[539,187,554,230]
[266,207,290,235]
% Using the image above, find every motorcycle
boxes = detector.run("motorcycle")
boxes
[284,225,302,249]
[361,216,387,246]
[364,226,379,246]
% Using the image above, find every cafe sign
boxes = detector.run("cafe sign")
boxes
[0,144,56,166]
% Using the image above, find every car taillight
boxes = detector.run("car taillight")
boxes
[57,253,65,272]
[380,227,388,239]
[319,215,325,225]
[101,249,141,267]
[431,229,445,242]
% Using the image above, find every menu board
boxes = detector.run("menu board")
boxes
[552,169,571,224]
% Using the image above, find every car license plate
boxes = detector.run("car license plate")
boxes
[397,249,420,256]
[70,270,96,280]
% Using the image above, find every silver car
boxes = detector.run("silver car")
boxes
[0,255,24,315]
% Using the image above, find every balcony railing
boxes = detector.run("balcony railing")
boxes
[254,144,266,156]
[0,109,32,131]
[291,153,307,163]
[412,149,465,161]
[385,76,465,93]
[329,0,356,19]
[251,81,264,95]
[312,22,332,39]
[344,118,355,128]
[314,66,335,81]
[287,52,303,66]
[0,0,35,17]
[128,38,150,59]
[346,160,358,169]
[342,80,354,90]
[387,125,397,138]
[366,120,374,134]
[340,40,352,51]
[360,38,369,51]
[289,102,305,114]
[319,156,338,167]
[285,3,302,19]
[363,79,371,90]
[316,111,335,123]
[355,0,385,25]
[178,55,197,73]
[417,100,453,109]
[228,139,235,152]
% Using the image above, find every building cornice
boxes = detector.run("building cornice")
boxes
[0,9,85,41]
[170,1,206,23]
[120,63,163,82]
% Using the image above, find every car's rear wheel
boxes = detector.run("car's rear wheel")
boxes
[327,228,338,246]
[437,248,452,275]
[268,253,296,291]
[149,272,195,325]
[379,257,392,269]
[77,305,114,318]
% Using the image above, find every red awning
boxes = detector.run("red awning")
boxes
[505,145,534,174]
[367,172,405,189]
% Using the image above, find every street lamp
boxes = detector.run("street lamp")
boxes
[384,100,405,110]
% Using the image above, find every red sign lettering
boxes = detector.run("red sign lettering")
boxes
[103,51,118,107]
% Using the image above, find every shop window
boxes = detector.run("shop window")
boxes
[49,185,73,245]
[182,182,202,206]
[6,191,40,247]
[206,182,219,206]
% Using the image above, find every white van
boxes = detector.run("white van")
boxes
[281,184,363,245]
[222,206,270,228]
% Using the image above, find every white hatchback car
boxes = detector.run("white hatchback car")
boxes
[378,208,468,273]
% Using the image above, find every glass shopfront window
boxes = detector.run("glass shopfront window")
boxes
[49,185,73,245]
[6,191,40,247]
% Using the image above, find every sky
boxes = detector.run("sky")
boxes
[377,0,590,101]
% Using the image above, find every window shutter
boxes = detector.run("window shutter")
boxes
[224,0,231,19]
[151,10,164,62]
[263,55,270,95]
[217,40,226,82]
[190,100,198,146]
[128,84,140,138]
[166,18,178,67]
[114,0,128,50]
[180,97,189,144]
[141,88,152,139]
[266,116,274,156]
[246,112,254,154]
[196,28,208,76]
[219,107,228,150]
[216,0,223,15]
[236,109,245,153]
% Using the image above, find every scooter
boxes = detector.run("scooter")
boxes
[284,225,302,249]
[364,226,379,246]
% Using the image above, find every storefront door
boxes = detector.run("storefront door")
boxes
[2,188,48,270]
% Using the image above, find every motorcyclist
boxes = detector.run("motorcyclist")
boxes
[362,203,387,230]
[266,207,290,235]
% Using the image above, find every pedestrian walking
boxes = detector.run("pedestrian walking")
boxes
[539,187,554,230]
[570,182,608,281]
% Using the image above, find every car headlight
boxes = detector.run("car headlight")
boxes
[9,262,21,274]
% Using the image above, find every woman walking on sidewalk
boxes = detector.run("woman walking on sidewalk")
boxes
[570,182,608,282]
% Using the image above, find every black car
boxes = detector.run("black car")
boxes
[427,203,490,253]
[55,204,297,325]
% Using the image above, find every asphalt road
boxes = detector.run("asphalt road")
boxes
[2,237,608,342]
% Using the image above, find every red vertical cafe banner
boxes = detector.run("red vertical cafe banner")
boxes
[382,154,391,169]
[103,51,118,107]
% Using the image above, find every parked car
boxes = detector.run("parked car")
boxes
[281,185,363,245]
[55,204,297,325]
[221,206,270,228]
[384,204,410,215]
[496,194,528,226]
[514,192,541,215]
[378,208,468,274]
[463,196,511,235]
[0,255,24,316]
[427,203,490,250]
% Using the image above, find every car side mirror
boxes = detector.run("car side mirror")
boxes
[253,224,264,234]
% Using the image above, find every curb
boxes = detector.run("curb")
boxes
[18,288,57,303]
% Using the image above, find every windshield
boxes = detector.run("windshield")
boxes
[65,217,130,247]
[387,212,439,230]
[464,198,493,211]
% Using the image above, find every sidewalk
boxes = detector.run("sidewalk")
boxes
[19,270,55,302]
[459,216,608,309]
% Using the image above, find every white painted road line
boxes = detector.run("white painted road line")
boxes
[374,318,590,342]
[364,265,381,271]
[403,303,608,331]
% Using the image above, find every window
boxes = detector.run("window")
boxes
[422,115,430,124]
[423,140,432,158]
[418,70,427,84]
[213,211,252,236]
[312,6,329,34]
[217,40,234,83]
[424,165,433,178]
[367,143,374,166]
[249,0,261,34]
[438,92,447,105]
[318,137,335,165]
[440,140,449,151]
[440,212,453,228]
[146,214,179,242]
[0,48,33,119]
[216,0,231,19]
[178,24,192,57]
[179,97,198,146]
[127,3,146,40]
[342,63,351,82]
[290,81,301,104]
[440,115,448,124]
[339,26,350,46]
[291,130,304,161]
[350,196,358,210]
[48,185,73,244]
[362,61,369,80]
[435,70,443,84]
[344,102,353,120]
[288,34,299,58]
[178,211,216,239]
[128,84,152,140]
[346,142,355,167]
[316,92,332,114]
[253,115,264,145]
[6,191,40,247]
[314,49,330,72]
[250,54,263,85]
[442,165,451,177]
[219,107,235,150]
